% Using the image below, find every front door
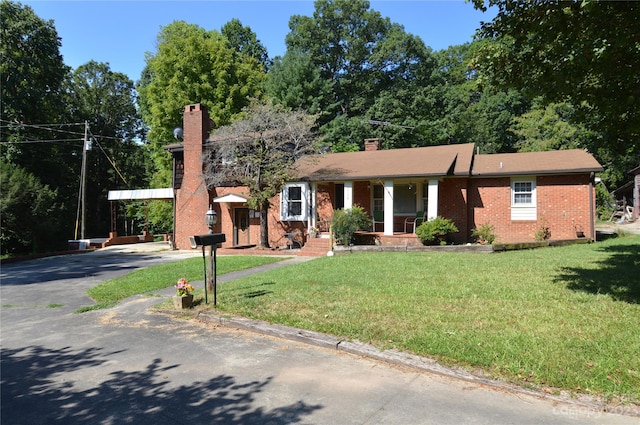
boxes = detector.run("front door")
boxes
[234,208,250,246]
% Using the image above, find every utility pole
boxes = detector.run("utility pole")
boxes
[73,121,92,241]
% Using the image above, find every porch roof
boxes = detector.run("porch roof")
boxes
[213,193,249,203]
[293,143,475,182]
[472,149,603,176]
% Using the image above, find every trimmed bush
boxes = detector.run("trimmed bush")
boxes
[471,223,496,245]
[416,216,459,245]
[331,206,371,246]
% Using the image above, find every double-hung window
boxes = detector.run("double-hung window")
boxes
[281,183,308,221]
[511,178,536,220]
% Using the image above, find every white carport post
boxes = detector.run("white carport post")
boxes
[384,180,394,235]
[344,181,353,209]
[427,179,439,221]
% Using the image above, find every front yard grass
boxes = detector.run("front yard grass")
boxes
[212,235,640,405]
[89,236,640,405]
[81,255,285,311]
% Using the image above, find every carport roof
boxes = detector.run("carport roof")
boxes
[107,188,174,201]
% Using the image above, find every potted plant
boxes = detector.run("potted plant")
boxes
[173,277,195,309]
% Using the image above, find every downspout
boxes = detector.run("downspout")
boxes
[589,172,595,242]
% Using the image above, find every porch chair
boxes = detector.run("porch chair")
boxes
[372,211,384,232]
[404,211,425,233]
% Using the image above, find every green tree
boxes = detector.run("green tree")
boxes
[221,18,270,70]
[511,101,595,152]
[65,61,148,237]
[265,50,333,119]
[0,0,68,125]
[203,100,317,248]
[0,161,59,255]
[138,20,267,187]
[285,0,435,150]
[471,0,640,183]
[0,1,76,251]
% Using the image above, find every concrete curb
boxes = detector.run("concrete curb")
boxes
[182,311,634,417]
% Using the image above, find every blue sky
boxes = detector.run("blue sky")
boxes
[23,1,496,81]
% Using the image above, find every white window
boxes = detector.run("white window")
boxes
[281,183,308,221]
[511,178,537,220]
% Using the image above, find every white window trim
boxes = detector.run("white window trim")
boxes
[280,182,309,221]
[511,177,537,220]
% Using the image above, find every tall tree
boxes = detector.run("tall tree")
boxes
[221,18,270,71]
[284,0,434,150]
[138,20,266,186]
[203,100,317,248]
[471,0,640,184]
[265,50,333,120]
[0,0,73,253]
[0,0,68,126]
[65,61,148,236]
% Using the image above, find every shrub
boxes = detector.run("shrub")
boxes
[534,218,551,241]
[471,223,496,245]
[416,216,458,245]
[331,206,371,246]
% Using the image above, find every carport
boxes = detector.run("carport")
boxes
[106,188,174,247]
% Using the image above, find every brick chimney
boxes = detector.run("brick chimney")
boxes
[175,104,213,249]
[364,138,381,151]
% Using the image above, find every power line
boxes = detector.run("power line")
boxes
[88,128,129,186]
[0,138,83,144]
[366,119,415,130]
[0,119,134,141]
[0,119,85,128]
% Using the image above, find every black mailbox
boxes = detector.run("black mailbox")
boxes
[189,233,226,248]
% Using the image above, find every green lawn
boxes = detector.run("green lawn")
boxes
[211,235,640,405]
[82,255,285,311]
[88,236,640,404]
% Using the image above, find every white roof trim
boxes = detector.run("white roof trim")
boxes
[108,188,174,201]
[213,194,249,203]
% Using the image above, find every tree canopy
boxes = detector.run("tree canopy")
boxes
[471,0,640,177]
[137,20,267,186]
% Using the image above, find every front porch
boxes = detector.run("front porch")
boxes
[352,231,423,247]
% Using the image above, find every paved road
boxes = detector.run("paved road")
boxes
[1,247,637,424]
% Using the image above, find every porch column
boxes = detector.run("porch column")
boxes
[427,179,439,220]
[344,181,353,209]
[309,182,317,230]
[384,180,394,235]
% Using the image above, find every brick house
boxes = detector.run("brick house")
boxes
[166,104,603,250]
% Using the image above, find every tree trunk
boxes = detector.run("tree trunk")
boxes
[259,201,270,248]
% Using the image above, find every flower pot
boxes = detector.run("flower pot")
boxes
[173,294,194,309]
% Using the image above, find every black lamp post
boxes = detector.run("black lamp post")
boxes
[189,206,225,306]
[205,205,217,305]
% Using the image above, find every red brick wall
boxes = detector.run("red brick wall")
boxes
[353,181,371,212]
[468,174,595,243]
[438,178,469,243]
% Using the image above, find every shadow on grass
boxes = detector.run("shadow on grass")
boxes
[555,242,640,304]
[1,345,322,424]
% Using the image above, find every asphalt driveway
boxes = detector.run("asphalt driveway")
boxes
[1,247,637,424]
